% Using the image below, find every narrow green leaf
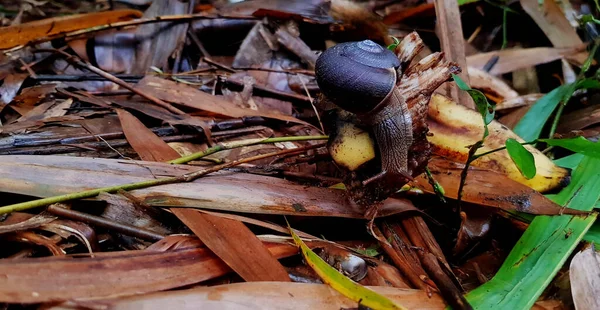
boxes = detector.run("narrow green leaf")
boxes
[539,137,600,158]
[466,156,600,309]
[453,74,495,137]
[514,79,600,141]
[288,224,405,310]
[506,138,536,179]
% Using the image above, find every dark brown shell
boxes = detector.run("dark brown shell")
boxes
[315,40,400,114]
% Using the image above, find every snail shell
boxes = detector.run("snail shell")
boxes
[315,40,400,114]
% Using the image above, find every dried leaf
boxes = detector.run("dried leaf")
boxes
[467,46,584,75]
[414,157,583,215]
[0,242,297,303]
[570,247,600,310]
[135,76,310,125]
[0,155,415,218]
[0,10,143,50]
[66,282,444,310]
[519,0,588,65]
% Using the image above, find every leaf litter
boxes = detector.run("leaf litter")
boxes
[0,0,599,309]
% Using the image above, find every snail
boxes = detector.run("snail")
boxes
[315,40,414,186]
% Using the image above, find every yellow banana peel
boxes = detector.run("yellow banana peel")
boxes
[428,94,569,192]
[327,94,570,193]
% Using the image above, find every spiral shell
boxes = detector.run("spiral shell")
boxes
[315,40,400,114]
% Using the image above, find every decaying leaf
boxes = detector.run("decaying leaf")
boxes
[570,246,600,310]
[0,241,298,303]
[60,282,445,310]
[0,155,415,218]
[0,10,143,50]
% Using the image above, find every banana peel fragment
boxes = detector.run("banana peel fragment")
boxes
[428,94,569,192]
[328,94,570,193]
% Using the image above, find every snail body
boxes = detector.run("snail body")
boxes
[316,40,414,184]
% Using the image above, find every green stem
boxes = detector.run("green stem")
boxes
[0,177,178,215]
[548,40,599,139]
[169,135,329,164]
[472,140,536,160]
[0,135,329,215]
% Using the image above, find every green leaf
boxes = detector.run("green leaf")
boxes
[554,153,585,169]
[453,74,495,137]
[288,223,406,310]
[458,0,480,5]
[539,137,600,158]
[506,138,536,179]
[466,156,600,309]
[387,36,400,51]
[514,79,600,141]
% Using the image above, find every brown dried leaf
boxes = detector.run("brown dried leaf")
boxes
[0,242,297,303]
[0,73,28,106]
[3,231,64,256]
[466,46,583,75]
[0,10,143,50]
[135,76,310,125]
[129,0,189,74]
[414,157,583,215]
[0,212,56,234]
[557,104,600,133]
[520,0,588,65]
[71,282,445,309]
[468,67,518,105]
[0,155,415,218]
[118,105,290,282]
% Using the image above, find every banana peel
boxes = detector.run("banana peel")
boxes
[427,94,569,192]
[328,94,570,193]
[328,113,376,171]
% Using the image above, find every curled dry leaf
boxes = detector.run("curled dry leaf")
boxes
[428,94,570,192]
[467,67,519,106]
[0,212,56,234]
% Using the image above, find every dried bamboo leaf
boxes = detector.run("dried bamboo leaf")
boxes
[0,242,297,303]
[0,155,413,218]
[54,282,445,310]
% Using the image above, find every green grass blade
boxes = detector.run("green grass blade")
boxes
[539,137,600,158]
[465,156,600,309]
[513,80,600,141]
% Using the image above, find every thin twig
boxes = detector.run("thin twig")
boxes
[168,135,328,164]
[48,49,185,115]
[46,205,165,241]
[297,74,324,133]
